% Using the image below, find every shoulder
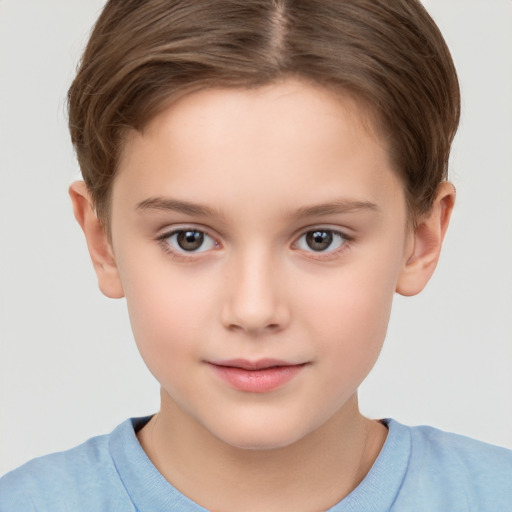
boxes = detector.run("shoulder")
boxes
[408,422,512,482]
[408,422,512,468]
[389,420,512,511]
[0,419,140,512]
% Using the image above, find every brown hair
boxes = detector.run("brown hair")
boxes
[68,0,460,226]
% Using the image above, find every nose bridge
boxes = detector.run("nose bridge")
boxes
[221,243,288,334]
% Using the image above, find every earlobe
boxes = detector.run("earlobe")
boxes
[69,181,124,299]
[396,182,455,297]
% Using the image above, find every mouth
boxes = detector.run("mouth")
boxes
[206,359,308,393]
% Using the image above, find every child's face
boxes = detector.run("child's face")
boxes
[109,79,413,449]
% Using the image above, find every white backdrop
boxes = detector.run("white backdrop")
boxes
[1,1,511,476]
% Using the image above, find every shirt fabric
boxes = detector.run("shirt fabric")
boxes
[1,417,511,511]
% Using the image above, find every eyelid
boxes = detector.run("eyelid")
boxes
[292,226,353,257]
[156,223,219,240]
[155,224,353,261]
[156,225,222,258]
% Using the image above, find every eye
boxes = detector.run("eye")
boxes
[295,229,348,253]
[164,229,217,253]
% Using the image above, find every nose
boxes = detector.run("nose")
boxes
[220,249,290,336]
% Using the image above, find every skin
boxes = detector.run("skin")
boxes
[70,78,454,511]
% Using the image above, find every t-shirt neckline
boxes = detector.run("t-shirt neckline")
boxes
[108,416,411,511]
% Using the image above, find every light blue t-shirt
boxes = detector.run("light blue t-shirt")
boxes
[1,417,511,511]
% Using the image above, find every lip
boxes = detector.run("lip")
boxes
[207,359,307,393]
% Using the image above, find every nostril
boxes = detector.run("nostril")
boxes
[226,322,281,334]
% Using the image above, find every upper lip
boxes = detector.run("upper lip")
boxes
[208,358,303,370]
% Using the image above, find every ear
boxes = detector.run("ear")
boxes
[396,182,455,296]
[69,181,124,298]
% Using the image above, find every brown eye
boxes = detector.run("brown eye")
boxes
[305,230,334,251]
[176,230,205,251]
[296,229,347,253]
[163,229,217,253]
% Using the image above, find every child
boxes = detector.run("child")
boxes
[1,0,511,510]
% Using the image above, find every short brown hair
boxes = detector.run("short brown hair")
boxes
[68,0,460,226]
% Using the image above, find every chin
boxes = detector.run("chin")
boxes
[221,433,301,451]
[210,416,315,452]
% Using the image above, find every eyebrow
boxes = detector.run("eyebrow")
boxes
[294,199,379,218]
[136,196,379,219]
[136,197,222,218]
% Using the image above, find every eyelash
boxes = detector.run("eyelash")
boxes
[156,226,353,261]
[156,228,219,261]
[293,229,353,259]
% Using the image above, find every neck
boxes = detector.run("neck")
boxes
[137,390,387,512]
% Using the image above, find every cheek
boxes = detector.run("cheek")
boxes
[298,255,400,375]
[309,286,391,363]
[120,262,218,374]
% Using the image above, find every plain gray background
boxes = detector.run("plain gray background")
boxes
[1,1,511,476]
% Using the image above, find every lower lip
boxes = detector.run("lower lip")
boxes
[209,363,306,393]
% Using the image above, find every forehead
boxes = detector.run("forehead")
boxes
[113,79,404,224]
[137,80,383,158]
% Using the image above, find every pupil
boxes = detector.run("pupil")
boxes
[177,230,204,251]
[306,230,332,251]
